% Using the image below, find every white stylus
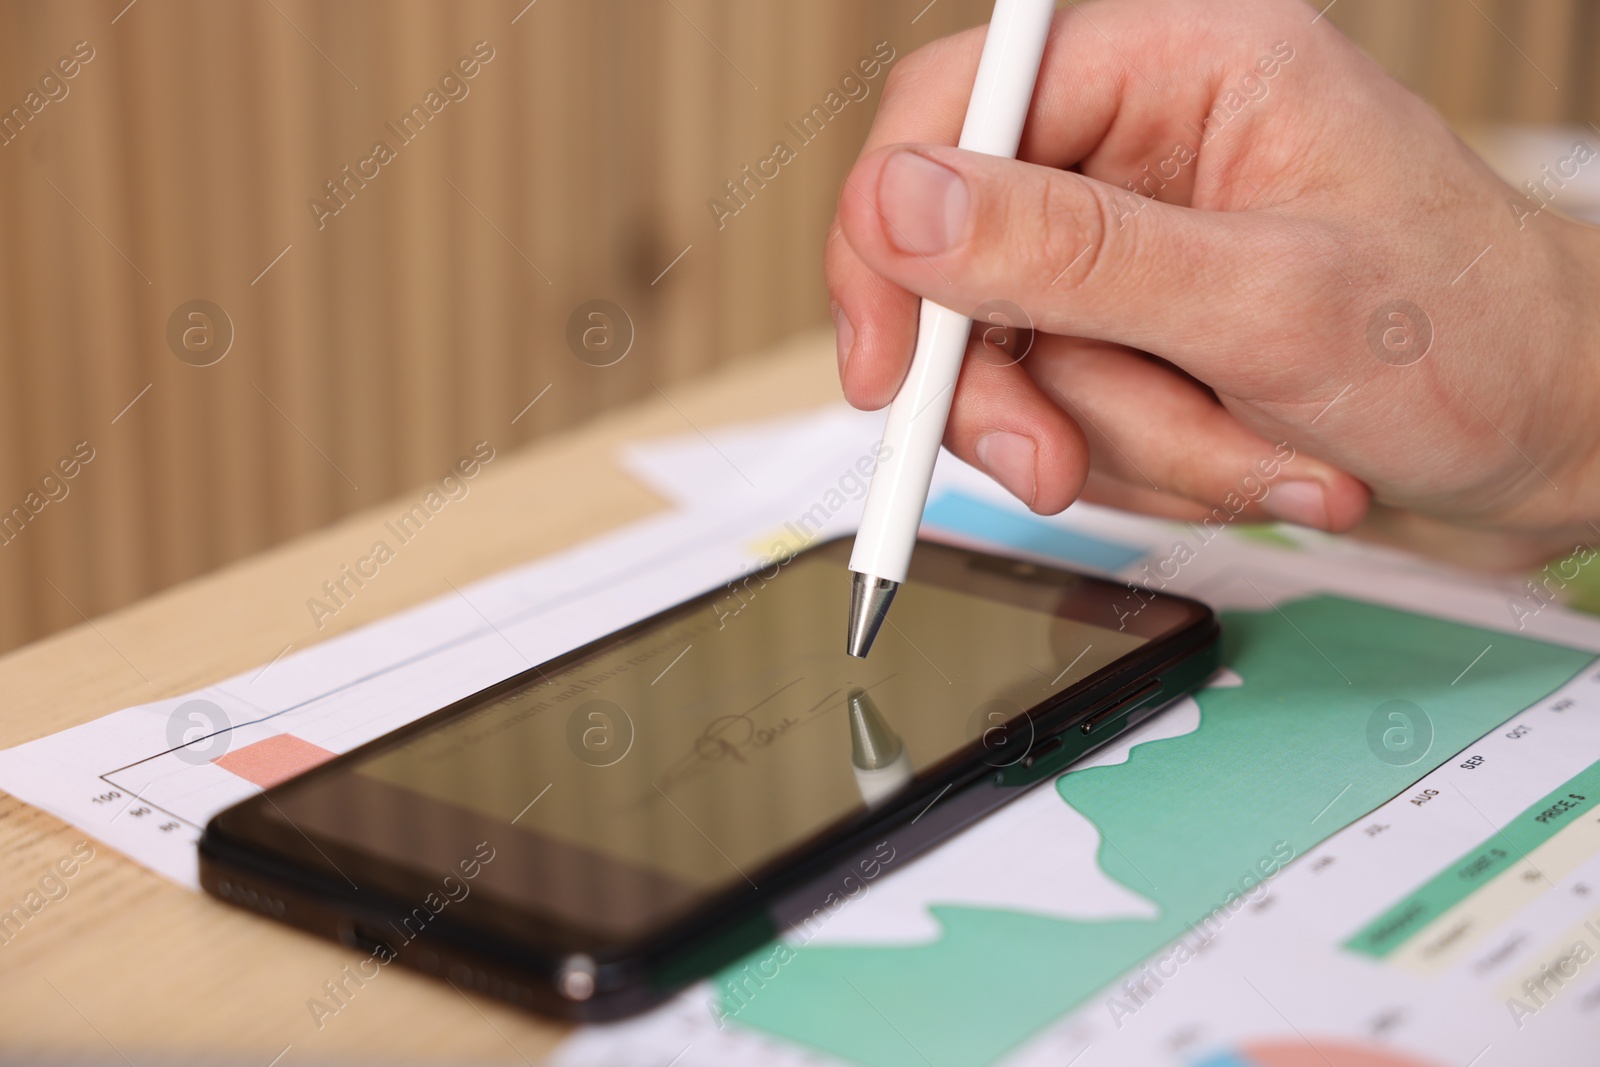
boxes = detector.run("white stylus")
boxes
[846,0,1056,658]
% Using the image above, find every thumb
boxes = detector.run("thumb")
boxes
[837,143,1336,396]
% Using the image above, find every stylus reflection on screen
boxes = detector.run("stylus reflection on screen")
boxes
[847,686,913,807]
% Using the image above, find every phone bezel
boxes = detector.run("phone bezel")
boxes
[200,534,1218,1018]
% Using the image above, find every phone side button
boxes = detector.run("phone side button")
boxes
[1079,680,1161,735]
[1019,735,1063,769]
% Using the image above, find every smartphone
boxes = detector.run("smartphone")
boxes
[200,536,1218,1020]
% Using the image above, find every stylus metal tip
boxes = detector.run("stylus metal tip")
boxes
[846,571,898,659]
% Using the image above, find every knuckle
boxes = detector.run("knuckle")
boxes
[823,227,856,298]
[879,55,915,103]
[879,27,982,118]
[823,219,846,265]
[1027,173,1111,296]
[1255,221,1351,337]
[880,43,940,107]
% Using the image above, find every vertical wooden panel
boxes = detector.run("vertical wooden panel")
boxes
[1572,0,1600,122]
[65,5,150,621]
[653,0,724,401]
[1414,0,1497,123]
[144,4,215,590]
[1509,0,1579,123]
[0,189,23,650]
[445,6,514,452]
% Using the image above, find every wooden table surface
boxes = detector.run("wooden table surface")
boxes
[0,329,839,1066]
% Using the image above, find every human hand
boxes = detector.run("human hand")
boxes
[827,0,1600,567]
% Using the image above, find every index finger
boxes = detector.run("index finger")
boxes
[828,29,982,409]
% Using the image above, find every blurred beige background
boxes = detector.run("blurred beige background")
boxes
[0,0,1595,655]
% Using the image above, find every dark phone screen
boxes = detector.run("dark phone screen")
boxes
[253,541,1183,944]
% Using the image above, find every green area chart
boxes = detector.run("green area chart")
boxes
[718,595,1594,1067]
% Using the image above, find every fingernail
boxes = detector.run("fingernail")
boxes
[1263,480,1329,528]
[880,150,969,256]
[833,304,854,377]
[976,432,1036,506]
